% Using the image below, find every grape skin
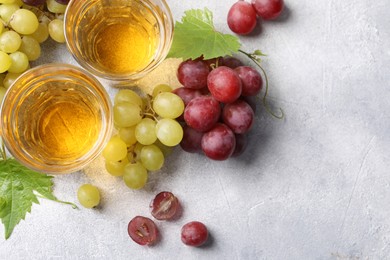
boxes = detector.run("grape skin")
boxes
[201,123,236,161]
[252,0,284,20]
[227,1,258,35]
[177,59,210,89]
[150,191,180,220]
[77,184,101,208]
[181,221,209,247]
[180,125,204,153]
[184,96,221,132]
[222,99,255,134]
[128,216,158,246]
[235,66,263,96]
[207,66,242,103]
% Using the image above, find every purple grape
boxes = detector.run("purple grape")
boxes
[222,99,254,134]
[221,56,243,69]
[172,87,203,106]
[201,123,236,160]
[184,96,221,132]
[178,59,210,89]
[235,66,263,96]
[180,125,204,153]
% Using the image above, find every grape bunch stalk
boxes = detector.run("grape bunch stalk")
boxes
[102,88,185,190]
[0,0,69,99]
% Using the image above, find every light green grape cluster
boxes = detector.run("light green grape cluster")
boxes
[0,0,68,99]
[102,86,185,190]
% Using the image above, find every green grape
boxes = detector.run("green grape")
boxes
[8,51,29,74]
[118,126,137,146]
[30,23,49,43]
[140,144,164,171]
[123,162,148,189]
[3,72,20,88]
[114,89,143,108]
[0,51,11,73]
[9,9,39,35]
[18,36,41,61]
[102,135,128,162]
[46,0,67,13]
[135,118,157,145]
[155,118,183,147]
[133,142,144,161]
[105,156,129,177]
[13,0,23,6]
[0,87,7,102]
[0,21,3,34]
[48,19,65,43]
[0,30,21,53]
[153,92,184,119]
[152,84,172,98]
[77,184,101,208]
[114,102,142,127]
[0,4,19,23]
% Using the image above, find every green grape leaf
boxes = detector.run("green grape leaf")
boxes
[167,8,241,60]
[0,158,74,239]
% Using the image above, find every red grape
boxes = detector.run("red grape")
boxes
[252,0,284,20]
[184,96,221,132]
[128,216,158,246]
[201,123,236,160]
[221,56,243,69]
[207,66,242,103]
[172,87,203,106]
[22,0,46,6]
[227,1,258,35]
[150,191,179,220]
[181,221,209,247]
[178,59,210,89]
[235,66,263,96]
[232,134,248,157]
[180,125,204,153]
[222,99,254,134]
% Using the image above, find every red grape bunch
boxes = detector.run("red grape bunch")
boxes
[176,56,263,161]
[227,0,285,35]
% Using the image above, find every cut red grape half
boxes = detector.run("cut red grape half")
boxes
[150,191,180,220]
[128,216,158,246]
[181,221,209,247]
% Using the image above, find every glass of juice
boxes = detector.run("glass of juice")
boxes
[0,64,113,174]
[64,0,174,83]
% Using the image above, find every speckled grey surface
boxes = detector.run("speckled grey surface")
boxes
[1,0,390,259]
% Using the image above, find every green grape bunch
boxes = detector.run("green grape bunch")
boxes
[102,86,184,190]
[0,0,68,100]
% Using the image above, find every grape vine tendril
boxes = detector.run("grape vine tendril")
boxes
[239,49,284,119]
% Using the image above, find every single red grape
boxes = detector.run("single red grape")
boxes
[150,191,179,220]
[235,66,263,96]
[181,221,209,247]
[128,216,158,246]
[227,1,258,35]
[201,123,236,160]
[178,59,210,89]
[222,99,254,134]
[207,66,242,103]
[180,125,204,153]
[184,96,221,132]
[252,0,284,20]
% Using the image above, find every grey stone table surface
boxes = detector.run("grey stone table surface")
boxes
[1,0,390,259]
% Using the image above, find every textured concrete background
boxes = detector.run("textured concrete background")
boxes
[1,0,390,259]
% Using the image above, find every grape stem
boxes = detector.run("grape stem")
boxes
[238,49,284,119]
[35,194,78,209]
